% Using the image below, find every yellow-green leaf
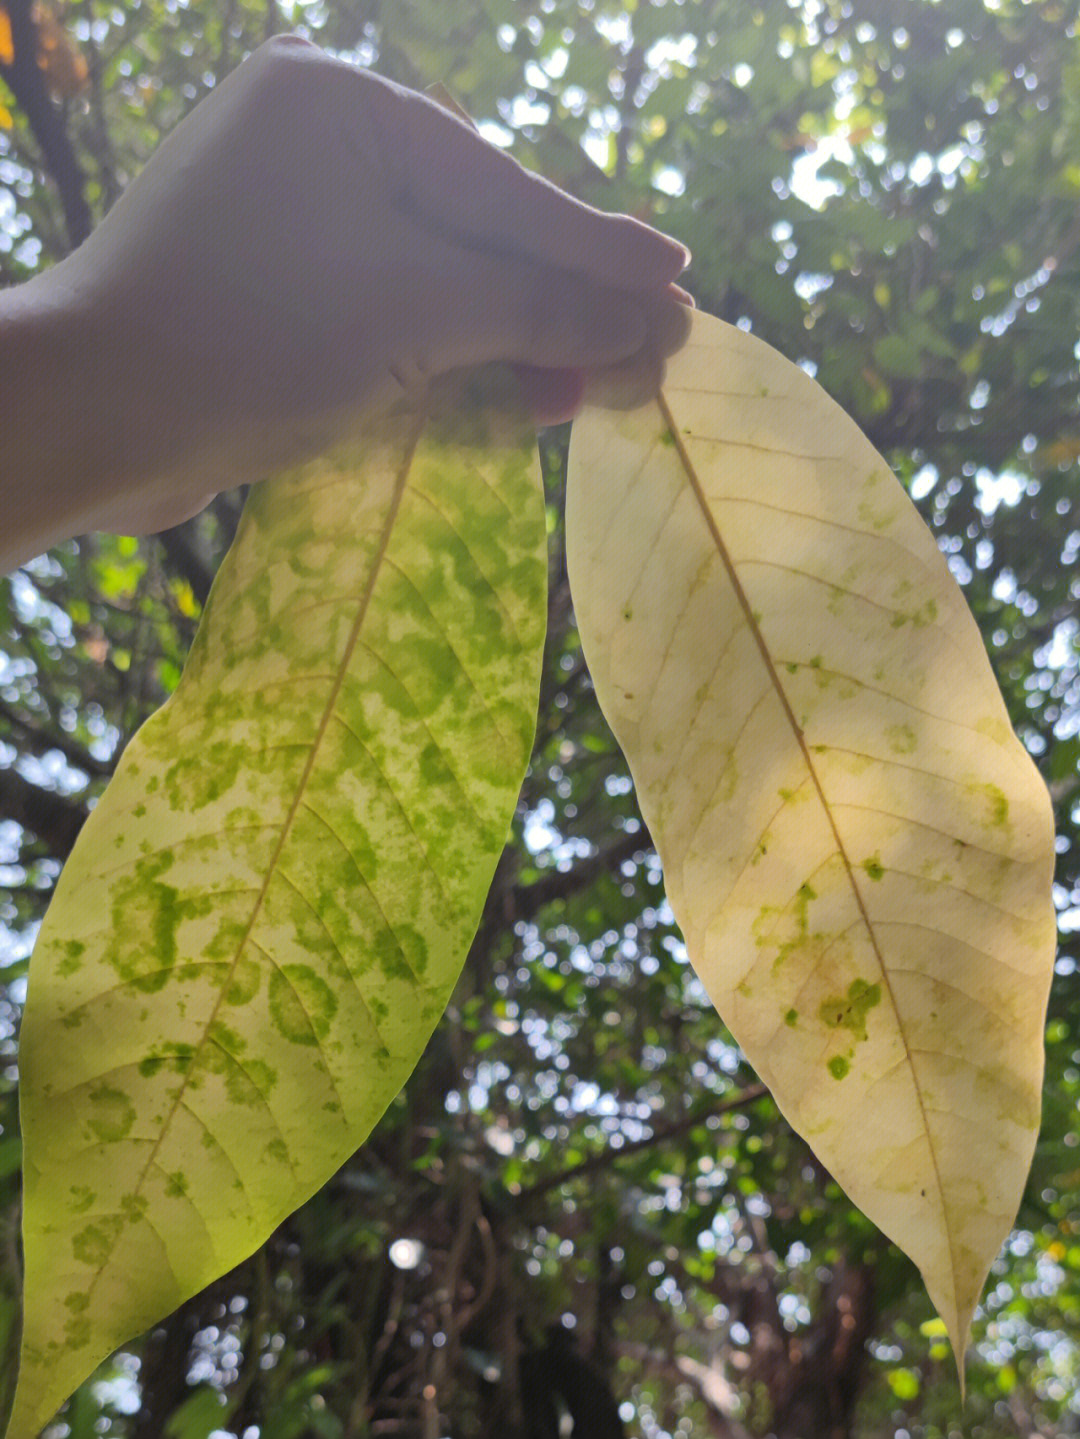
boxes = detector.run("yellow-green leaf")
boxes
[565,310,1056,1376]
[12,376,546,1437]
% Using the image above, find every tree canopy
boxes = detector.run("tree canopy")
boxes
[2,2,1080,1436]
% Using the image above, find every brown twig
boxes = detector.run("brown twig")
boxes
[516,1083,769,1202]
[0,0,91,249]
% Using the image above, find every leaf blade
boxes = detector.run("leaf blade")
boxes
[566,311,1056,1370]
[12,382,546,1437]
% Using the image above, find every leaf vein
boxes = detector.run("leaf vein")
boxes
[351,638,487,831]
[329,710,459,920]
[278,845,418,1016]
[381,553,514,756]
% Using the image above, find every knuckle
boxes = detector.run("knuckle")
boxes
[248,34,322,88]
[259,33,319,58]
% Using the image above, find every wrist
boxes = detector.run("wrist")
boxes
[1,262,147,571]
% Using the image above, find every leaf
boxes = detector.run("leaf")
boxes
[163,1387,228,1439]
[565,310,1056,1376]
[11,374,546,1438]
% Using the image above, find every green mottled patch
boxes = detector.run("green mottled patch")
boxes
[826,585,847,617]
[891,597,938,629]
[819,979,882,1044]
[68,1186,95,1214]
[63,1292,90,1314]
[209,1019,246,1055]
[139,1044,195,1079]
[72,1215,124,1267]
[886,724,917,754]
[828,1056,850,1080]
[164,1171,188,1198]
[755,880,828,976]
[57,940,86,978]
[268,964,338,1045]
[203,1028,279,1106]
[374,923,429,982]
[975,715,1012,745]
[660,429,676,447]
[107,849,179,991]
[120,1193,148,1223]
[861,855,885,882]
[225,957,261,1005]
[784,1008,799,1027]
[86,1086,136,1144]
[64,1314,91,1350]
[778,785,809,804]
[857,495,897,531]
[163,739,250,813]
[979,782,1009,828]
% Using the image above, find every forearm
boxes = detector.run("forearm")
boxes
[1,265,134,573]
[1,257,371,576]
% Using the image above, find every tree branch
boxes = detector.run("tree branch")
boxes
[155,518,218,608]
[0,0,91,251]
[0,697,112,777]
[514,828,652,924]
[515,1083,769,1202]
[0,765,87,856]
[617,1341,752,1439]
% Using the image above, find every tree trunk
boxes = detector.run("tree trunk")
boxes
[748,1263,876,1439]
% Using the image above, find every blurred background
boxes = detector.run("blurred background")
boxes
[2,1,1080,1435]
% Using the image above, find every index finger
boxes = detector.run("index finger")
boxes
[342,65,691,289]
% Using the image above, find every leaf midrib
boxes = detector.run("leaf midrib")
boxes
[654,386,961,1328]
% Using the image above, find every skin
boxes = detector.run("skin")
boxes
[1,34,692,572]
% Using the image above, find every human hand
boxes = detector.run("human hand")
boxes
[48,35,692,537]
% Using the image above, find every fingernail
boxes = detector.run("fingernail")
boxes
[653,239,691,284]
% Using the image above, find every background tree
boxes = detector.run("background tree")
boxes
[3,1,1080,1436]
